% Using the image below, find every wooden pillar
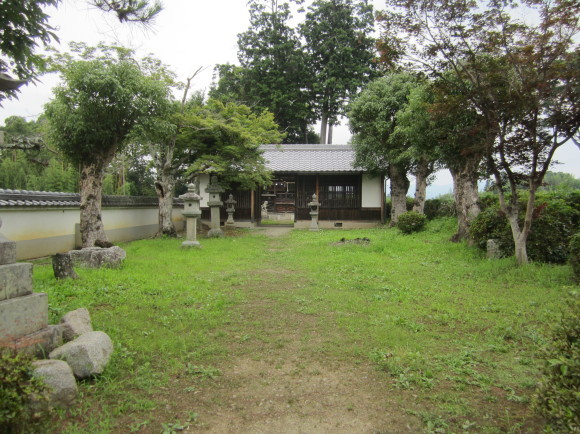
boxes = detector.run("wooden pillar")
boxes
[250,189,255,223]
[381,173,386,223]
[316,175,319,198]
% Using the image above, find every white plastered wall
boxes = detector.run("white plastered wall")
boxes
[0,206,185,260]
[361,174,382,208]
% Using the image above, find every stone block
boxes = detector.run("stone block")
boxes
[32,359,78,409]
[0,293,48,345]
[0,234,16,265]
[49,331,113,379]
[68,246,126,269]
[8,325,63,357]
[0,262,33,301]
[60,308,93,342]
[487,239,502,259]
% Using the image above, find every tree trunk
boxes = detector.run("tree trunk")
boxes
[52,253,78,280]
[389,164,410,226]
[500,186,536,266]
[320,113,328,144]
[412,158,430,214]
[154,174,177,237]
[327,124,333,144]
[79,160,109,247]
[450,159,481,242]
[506,211,528,265]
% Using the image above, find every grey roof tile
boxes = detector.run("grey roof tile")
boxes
[260,144,362,173]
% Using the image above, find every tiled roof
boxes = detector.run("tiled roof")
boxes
[0,189,162,208]
[260,144,362,173]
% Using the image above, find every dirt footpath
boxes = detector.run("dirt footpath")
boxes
[159,230,422,433]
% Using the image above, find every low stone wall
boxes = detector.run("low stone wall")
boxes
[0,190,185,260]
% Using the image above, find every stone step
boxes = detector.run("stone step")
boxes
[0,234,16,265]
[0,262,33,301]
[0,293,48,345]
[6,325,62,357]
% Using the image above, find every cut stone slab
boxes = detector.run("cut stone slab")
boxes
[0,262,33,301]
[32,359,78,408]
[68,246,126,269]
[0,233,16,265]
[9,325,63,357]
[0,293,48,345]
[49,331,113,379]
[60,308,93,342]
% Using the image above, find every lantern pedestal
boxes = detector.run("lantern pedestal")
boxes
[308,194,320,232]
[205,176,225,238]
[225,194,237,228]
[179,183,202,248]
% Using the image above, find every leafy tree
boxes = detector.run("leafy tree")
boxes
[0,116,78,192]
[421,78,488,241]
[541,172,580,192]
[214,0,311,143]
[181,99,284,188]
[392,83,442,214]
[300,0,377,144]
[379,0,579,264]
[0,0,162,102]
[349,73,426,225]
[45,43,171,247]
[138,69,283,237]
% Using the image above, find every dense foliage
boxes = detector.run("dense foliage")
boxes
[423,195,456,221]
[0,350,49,432]
[396,210,427,234]
[378,0,579,265]
[532,294,579,432]
[470,191,580,263]
[570,233,580,284]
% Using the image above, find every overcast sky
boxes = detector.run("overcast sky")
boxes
[1,0,578,188]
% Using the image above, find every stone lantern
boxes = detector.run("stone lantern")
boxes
[179,183,202,247]
[225,194,237,228]
[308,193,320,232]
[205,175,225,238]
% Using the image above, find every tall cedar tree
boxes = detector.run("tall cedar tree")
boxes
[45,44,171,247]
[232,0,312,143]
[379,0,579,263]
[300,0,377,144]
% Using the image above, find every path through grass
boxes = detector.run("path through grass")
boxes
[33,219,574,432]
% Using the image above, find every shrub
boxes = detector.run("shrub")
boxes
[533,294,580,432]
[0,350,49,433]
[570,233,580,283]
[469,191,580,263]
[424,195,456,220]
[397,211,427,234]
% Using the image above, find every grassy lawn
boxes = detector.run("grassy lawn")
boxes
[33,219,574,432]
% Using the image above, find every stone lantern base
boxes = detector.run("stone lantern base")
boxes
[181,240,201,248]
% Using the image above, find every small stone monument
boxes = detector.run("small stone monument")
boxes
[225,194,237,228]
[487,239,501,259]
[0,217,61,356]
[179,183,202,247]
[261,201,269,220]
[308,193,320,232]
[205,175,225,238]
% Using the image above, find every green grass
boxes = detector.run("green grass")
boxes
[32,219,575,432]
